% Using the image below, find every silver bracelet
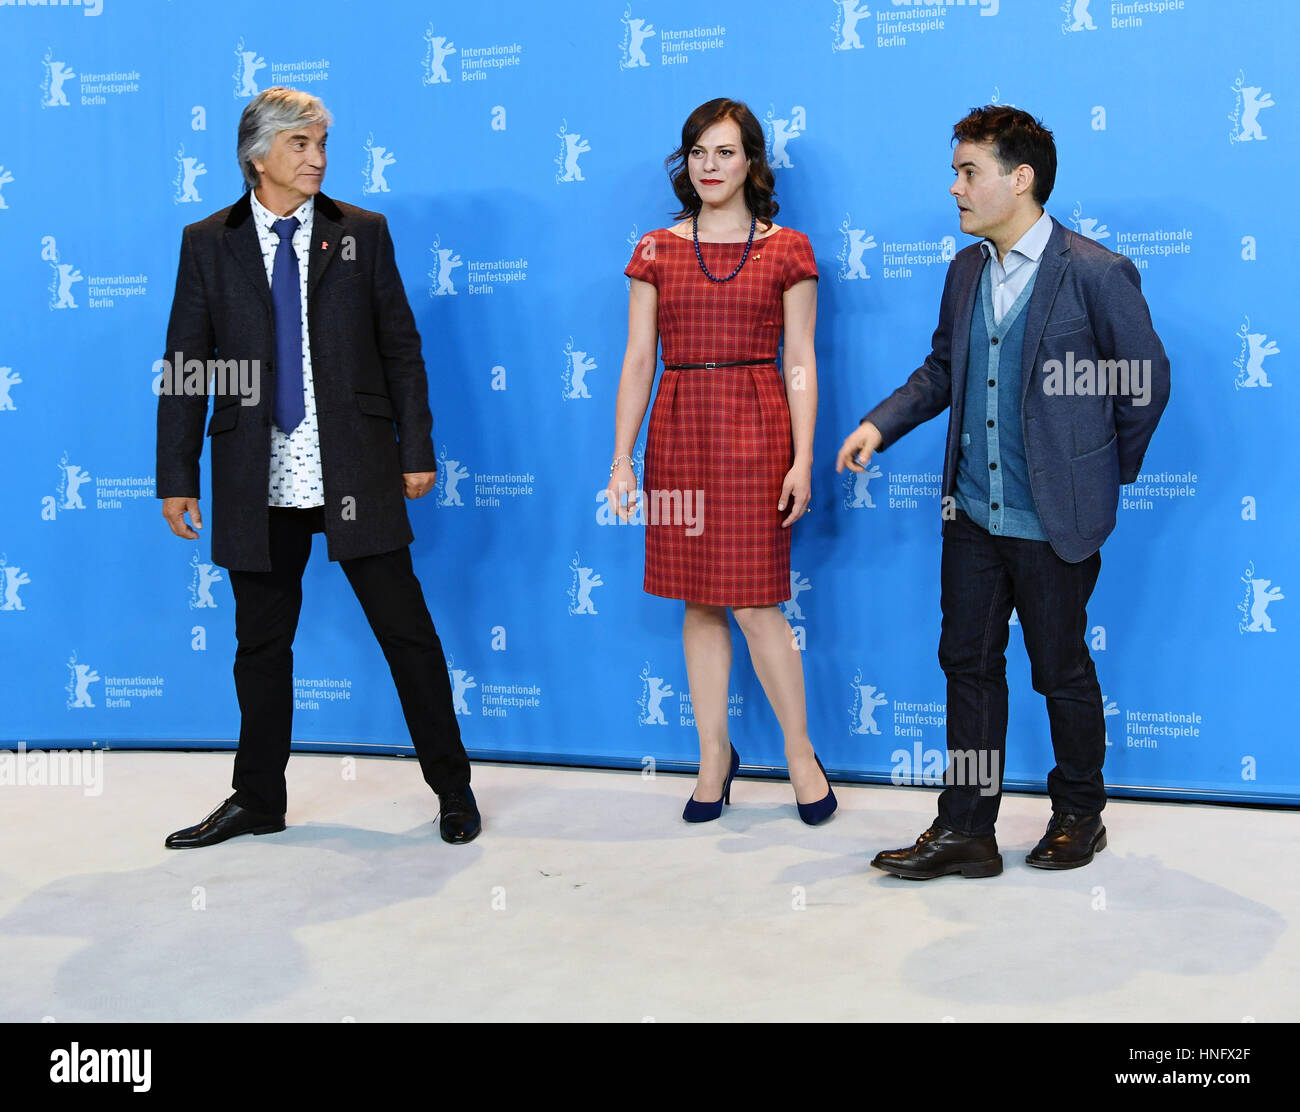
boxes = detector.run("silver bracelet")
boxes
[610,454,635,475]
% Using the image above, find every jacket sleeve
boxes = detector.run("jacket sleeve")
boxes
[372,214,436,474]
[1093,255,1170,484]
[860,259,958,450]
[156,224,216,499]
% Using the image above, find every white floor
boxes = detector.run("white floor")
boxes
[1,752,1295,1022]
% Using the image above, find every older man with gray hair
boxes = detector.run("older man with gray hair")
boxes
[157,87,480,847]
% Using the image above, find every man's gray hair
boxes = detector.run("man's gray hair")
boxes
[236,87,333,189]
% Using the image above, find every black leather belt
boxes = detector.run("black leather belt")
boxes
[663,357,777,370]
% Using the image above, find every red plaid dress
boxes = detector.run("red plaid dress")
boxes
[624,226,818,606]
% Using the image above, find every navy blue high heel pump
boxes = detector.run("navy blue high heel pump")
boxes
[682,743,740,823]
[796,753,837,825]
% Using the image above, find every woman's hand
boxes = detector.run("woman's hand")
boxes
[778,459,812,527]
[606,459,639,520]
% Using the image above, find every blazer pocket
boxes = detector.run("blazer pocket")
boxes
[206,405,240,436]
[354,391,395,420]
[1070,433,1119,538]
[1043,314,1089,338]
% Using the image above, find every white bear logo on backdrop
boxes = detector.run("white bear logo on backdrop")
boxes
[427,235,463,296]
[66,651,100,709]
[1238,563,1283,634]
[561,337,597,400]
[842,461,883,509]
[1102,695,1119,747]
[1060,0,1097,34]
[361,133,396,194]
[1233,317,1280,390]
[0,367,20,411]
[422,26,457,85]
[554,120,590,183]
[232,39,265,98]
[1069,201,1110,241]
[435,447,469,507]
[55,452,92,511]
[188,551,223,610]
[1229,71,1274,144]
[0,166,13,208]
[780,571,813,623]
[567,553,604,616]
[837,213,878,280]
[43,237,83,309]
[637,663,674,726]
[50,259,83,308]
[849,670,888,736]
[765,105,804,170]
[619,7,657,69]
[446,657,477,716]
[832,1,872,51]
[172,144,206,205]
[41,50,76,108]
[0,555,30,612]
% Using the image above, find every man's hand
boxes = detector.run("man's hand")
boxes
[836,421,884,473]
[403,471,437,499]
[162,497,202,539]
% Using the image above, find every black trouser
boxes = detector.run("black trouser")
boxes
[936,510,1106,836]
[226,507,470,816]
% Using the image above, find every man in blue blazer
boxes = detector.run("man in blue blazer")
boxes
[837,105,1169,878]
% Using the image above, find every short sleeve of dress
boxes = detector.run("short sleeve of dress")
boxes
[781,231,819,291]
[624,231,659,287]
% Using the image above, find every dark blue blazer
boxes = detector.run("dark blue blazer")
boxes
[864,217,1170,562]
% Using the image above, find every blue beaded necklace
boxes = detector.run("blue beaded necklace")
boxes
[693,211,756,283]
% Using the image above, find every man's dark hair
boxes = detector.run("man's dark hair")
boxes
[953,105,1056,206]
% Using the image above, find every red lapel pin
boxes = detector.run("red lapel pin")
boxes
[321,240,329,250]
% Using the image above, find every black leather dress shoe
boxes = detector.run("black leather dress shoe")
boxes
[437,785,481,845]
[164,796,285,849]
[1025,812,1106,869]
[871,822,1003,880]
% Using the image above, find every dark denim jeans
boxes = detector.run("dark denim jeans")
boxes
[937,510,1106,836]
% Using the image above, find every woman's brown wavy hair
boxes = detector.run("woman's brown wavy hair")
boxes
[666,98,778,231]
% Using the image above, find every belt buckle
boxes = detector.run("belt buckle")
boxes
[704,361,717,370]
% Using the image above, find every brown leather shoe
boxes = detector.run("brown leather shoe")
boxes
[871,822,1002,880]
[1025,812,1106,870]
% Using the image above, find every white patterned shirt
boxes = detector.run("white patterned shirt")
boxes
[979,209,1052,324]
[249,188,325,508]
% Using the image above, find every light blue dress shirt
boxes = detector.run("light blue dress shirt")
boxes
[980,209,1052,324]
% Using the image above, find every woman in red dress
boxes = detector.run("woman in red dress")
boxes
[607,98,835,825]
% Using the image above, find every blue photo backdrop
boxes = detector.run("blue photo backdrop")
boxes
[0,0,1294,804]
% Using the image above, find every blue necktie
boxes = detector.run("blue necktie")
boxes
[271,216,304,434]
